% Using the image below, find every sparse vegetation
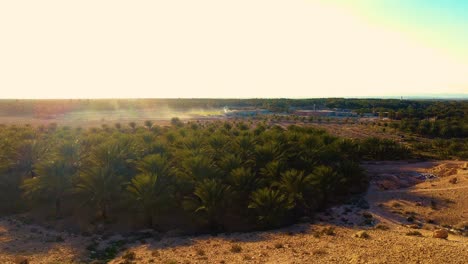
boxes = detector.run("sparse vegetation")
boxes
[406,231,422,237]
[195,248,205,256]
[354,231,370,239]
[375,224,390,230]
[274,242,284,249]
[230,244,242,253]
[122,251,136,261]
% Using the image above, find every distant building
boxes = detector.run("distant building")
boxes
[294,110,357,117]
[225,108,271,117]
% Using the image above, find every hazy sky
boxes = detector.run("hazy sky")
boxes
[1,0,467,99]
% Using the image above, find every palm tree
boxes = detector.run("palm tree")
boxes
[337,161,368,194]
[129,122,137,131]
[144,120,153,130]
[127,173,170,228]
[310,166,341,204]
[22,160,74,217]
[137,154,170,177]
[259,160,284,180]
[181,156,220,181]
[9,140,48,179]
[229,167,260,198]
[75,165,123,219]
[275,169,316,214]
[217,154,243,176]
[193,179,231,231]
[254,142,285,169]
[248,188,293,228]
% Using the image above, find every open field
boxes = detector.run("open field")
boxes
[1,161,467,264]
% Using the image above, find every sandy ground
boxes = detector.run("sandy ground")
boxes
[1,161,467,264]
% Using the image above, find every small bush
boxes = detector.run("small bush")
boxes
[122,251,136,260]
[322,227,335,236]
[361,219,374,226]
[313,249,328,255]
[312,231,321,238]
[196,248,205,256]
[406,231,422,237]
[354,231,370,239]
[375,224,390,230]
[230,244,242,253]
[274,243,283,249]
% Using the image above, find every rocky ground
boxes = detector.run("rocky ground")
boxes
[1,161,467,264]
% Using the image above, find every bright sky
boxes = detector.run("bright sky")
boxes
[0,0,467,99]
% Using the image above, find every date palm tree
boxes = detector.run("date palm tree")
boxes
[22,160,74,217]
[75,165,123,220]
[275,169,316,214]
[127,173,171,228]
[193,179,231,231]
[248,188,293,229]
[310,166,341,205]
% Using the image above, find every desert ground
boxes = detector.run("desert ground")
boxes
[0,161,467,264]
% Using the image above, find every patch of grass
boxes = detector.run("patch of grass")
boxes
[312,231,321,238]
[321,226,335,236]
[406,231,422,237]
[196,248,205,256]
[313,249,328,255]
[449,177,458,184]
[230,244,242,253]
[375,224,390,230]
[354,231,370,239]
[274,242,283,249]
[122,251,136,260]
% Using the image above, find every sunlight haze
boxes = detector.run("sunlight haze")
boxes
[1,0,467,98]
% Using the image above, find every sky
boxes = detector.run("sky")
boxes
[0,0,467,99]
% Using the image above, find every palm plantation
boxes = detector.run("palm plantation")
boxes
[0,120,385,232]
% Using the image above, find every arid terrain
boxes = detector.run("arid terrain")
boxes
[1,161,467,264]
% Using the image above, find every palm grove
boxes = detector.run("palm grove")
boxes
[0,120,407,232]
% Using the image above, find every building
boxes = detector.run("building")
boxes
[294,109,357,117]
[225,108,271,117]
